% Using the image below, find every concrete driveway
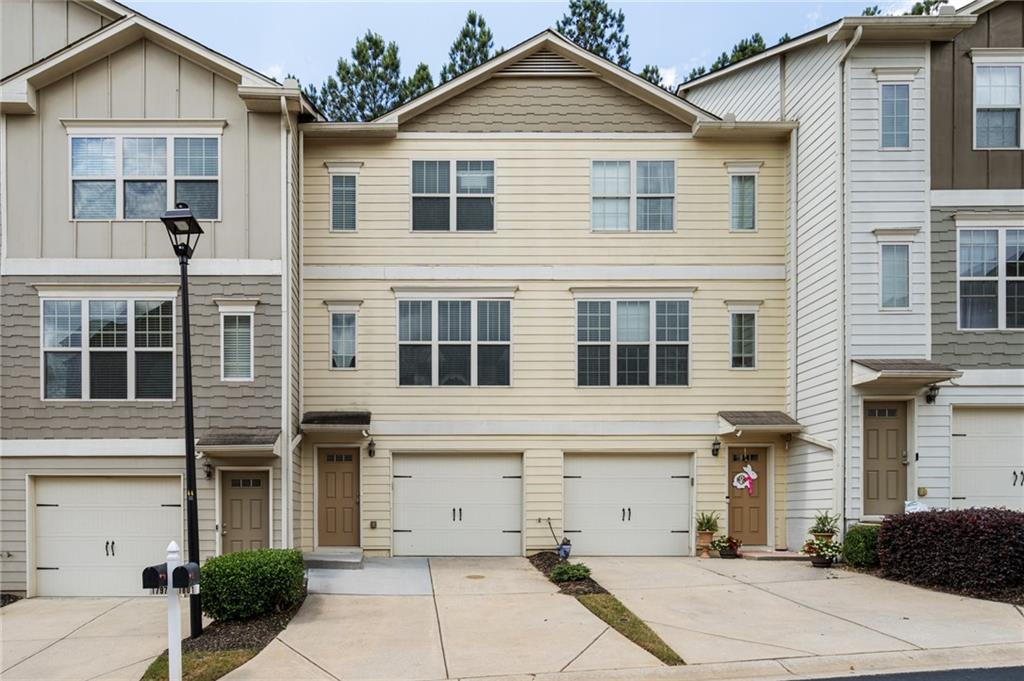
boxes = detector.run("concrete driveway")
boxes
[0,597,195,681]
[226,557,661,680]
[584,557,1024,668]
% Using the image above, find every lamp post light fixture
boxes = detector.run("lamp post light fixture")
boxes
[161,202,204,638]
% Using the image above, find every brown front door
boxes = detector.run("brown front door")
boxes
[318,448,360,547]
[221,471,269,553]
[864,402,908,516]
[728,447,768,546]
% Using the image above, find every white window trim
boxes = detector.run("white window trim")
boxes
[409,159,496,233]
[970,52,1024,151]
[39,293,177,402]
[217,300,257,382]
[956,226,1022,331]
[68,130,223,222]
[879,242,912,312]
[725,300,761,371]
[878,80,913,151]
[725,161,762,233]
[327,301,361,372]
[395,298,513,387]
[326,161,362,233]
[589,159,677,233]
[574,295,692,388]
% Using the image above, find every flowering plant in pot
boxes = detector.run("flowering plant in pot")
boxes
[803,538,843,567]
[696,512,720,559]
[809,510,841,543]
[710,535,743,559]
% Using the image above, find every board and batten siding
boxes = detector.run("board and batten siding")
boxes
[0,0,114,78]
[2,38,283,261]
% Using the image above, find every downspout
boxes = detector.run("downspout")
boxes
[279,94,292,548]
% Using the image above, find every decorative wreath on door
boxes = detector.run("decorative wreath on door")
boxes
[732,464,758,495]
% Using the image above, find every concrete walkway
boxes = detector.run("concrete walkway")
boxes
[0,596,197,681]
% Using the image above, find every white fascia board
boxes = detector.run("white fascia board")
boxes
[391,285,519,299]
[953,369,1024,387]
[1,439,184,457]
[34,283,179,297]
[4,258,282,276]
[370,419,720,436]
[931,189,1024,207]
[61,119,227,136]
[571,286,696,299]
[306,264,786,281]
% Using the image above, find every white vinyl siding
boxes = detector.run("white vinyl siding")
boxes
[958,227,1024,330]
[411,160,494,231]
[880,243,911,309]
[221,313,254,381]
[975,64,1022,149]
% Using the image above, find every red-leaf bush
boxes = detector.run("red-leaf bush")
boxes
[878,509,1024,592]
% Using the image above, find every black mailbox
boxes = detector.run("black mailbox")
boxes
[143,563,168,591]
[172,562,200,590]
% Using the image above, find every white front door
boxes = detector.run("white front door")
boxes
[564,454,691,556]
[952,407,1024,511]
[392,454,522,556]
[34,476,182,596]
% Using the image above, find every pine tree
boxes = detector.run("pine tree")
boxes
[862,5,882,16]
[556,0,631,68]
[402,62,435,102]
[907,0,947,15]
[685,33,766,83]
[639,64,663,88]
[440,11,498,83]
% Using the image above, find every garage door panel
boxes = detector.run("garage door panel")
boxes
[951,408,1024,511]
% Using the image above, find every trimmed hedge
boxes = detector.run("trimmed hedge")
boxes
[878,509,1024,592]
[550,562,591,583]
[843,524,880,567]
[201,549,305,622]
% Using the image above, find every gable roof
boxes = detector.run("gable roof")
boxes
[377,29,717,128]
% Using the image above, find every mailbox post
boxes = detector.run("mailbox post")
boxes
[143,542,186,681]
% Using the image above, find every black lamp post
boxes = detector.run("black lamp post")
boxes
[161,202,204,638]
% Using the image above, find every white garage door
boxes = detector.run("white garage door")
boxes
[565,454,691,556]
[952,408,1024,511]
[392,454,522,556]
[34,477,182,596]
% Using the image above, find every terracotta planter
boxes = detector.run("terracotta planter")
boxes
[811,532,835,544]
[697,530,714,559]
[810,555,835,568]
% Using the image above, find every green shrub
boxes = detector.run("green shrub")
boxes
[550,562,591,583]
[843,524,880,567]
[201,549,305,622]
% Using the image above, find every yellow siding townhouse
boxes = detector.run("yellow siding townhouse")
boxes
[295,30,801,558]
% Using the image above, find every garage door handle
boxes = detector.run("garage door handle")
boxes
[105,541,109,557]
[1015,471,1019,487]
[458,508,462,521]
[628,507,631,521]
[110,541,115,557]
[452,508,456,522]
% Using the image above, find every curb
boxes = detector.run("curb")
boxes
[462,642,1024,681]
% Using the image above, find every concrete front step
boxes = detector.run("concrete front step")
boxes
[740,550,808,561]
[303,548,364,570]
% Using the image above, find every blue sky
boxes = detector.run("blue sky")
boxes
[128,1,946,89]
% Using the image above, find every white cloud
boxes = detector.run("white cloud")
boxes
[660,66,679,88]
[262,64,285,81]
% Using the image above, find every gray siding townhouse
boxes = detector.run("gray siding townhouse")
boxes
[680,1,1023,538]
[0,0,313,596]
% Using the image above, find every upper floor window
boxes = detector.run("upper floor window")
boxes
[218,300,256,382]
[397,298,510,386]
[725,161,761,232]
[975,64,1022,149]
[881,243,911,309]
[591,160,675,232]
[331,175,357,231]
[331,312,357,369]
[881,83,910,149]
[576,298,689,387]
[730,312,757,369]
[958,227,1024,330]
[41,296,175,400]
[70,134,220,221]
[411,160,494,231]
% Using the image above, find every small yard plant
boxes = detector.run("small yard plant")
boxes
[803,538,843,559]
[550,561,591,583]
[201,548,305,621]
[810,510,841,536]
[696,511,720,533]
[843,524,880,567]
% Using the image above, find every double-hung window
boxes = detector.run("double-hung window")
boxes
[880,243,911,309]
[958,227,1024,330]
[975,62,1022,149]
[218,300,256,381]
[725,162,761,232]
[411,160,494,231]
[329,304,359,370]
[327,161,361,231]
[398,298,511,386]
[880,82,911,149]
[41,295,175,400]
[576,298,689,387]
[70,133,220,220]
[591,160,675,232]
[730,313,757,369]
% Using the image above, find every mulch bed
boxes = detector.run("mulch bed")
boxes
[1,593,23,608]
[842,565,1024,606]
[528,552,607,596]
[183,594,305,654]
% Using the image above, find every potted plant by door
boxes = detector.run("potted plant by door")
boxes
[803,538,842,567]
[711,535,743,559]
[809,510,841,543]
[696,512,720,559]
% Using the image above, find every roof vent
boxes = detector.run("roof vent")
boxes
[498,49,592,76]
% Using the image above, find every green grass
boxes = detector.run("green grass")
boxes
[577,593,684,666]
[141,649,257,681]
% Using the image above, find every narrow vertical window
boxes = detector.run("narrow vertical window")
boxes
[411,161,451,231]
[330,175,357,231]
[730,175,756,231]
[577,301,611,386]
[1008,229,1024,329]
[616,301,650,386]
[88,300,129,399]
[975,65,1021,149]
[881,244,911,309]
[655,300,689,385]
[135,300,175,397]
[477,300,510,385]
[437,300,472,385]
[592,161,630,231]
[880,83,910,149]
[330,312,357,368]
[222,313,253,381]
[174,137,219,219]
[637,161,675,231]
[43,300,83,399]
[730,313,756,369]
[455,160,494,231]
[959,229,999,329]
[398,300,433,385]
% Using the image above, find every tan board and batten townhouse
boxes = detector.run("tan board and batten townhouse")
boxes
[679,0,1023,539]
[0,0,317,596]
[295,29,803,560]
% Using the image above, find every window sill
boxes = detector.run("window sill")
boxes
[221,378,255,383]
[589,229,678,234]
[879,307,913,313]
[408,229,497,234]
[729,228,759,234]
[70,218,223,224]
[40,398,176,403]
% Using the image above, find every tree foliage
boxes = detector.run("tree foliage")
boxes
[440,11,499,83]
[907,0,948,14]
[639,64,665,89]
[862,5,881,15]
[686,32,766,82]
[306,30,433,122]
[556,0,631,68]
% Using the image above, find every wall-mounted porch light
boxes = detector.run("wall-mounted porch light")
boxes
[711,437,721,457]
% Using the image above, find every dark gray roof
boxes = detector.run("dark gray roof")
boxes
[719,411,802,427]
[196,429,279,448]
[301,411,372,426]
[854,358,958,373]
